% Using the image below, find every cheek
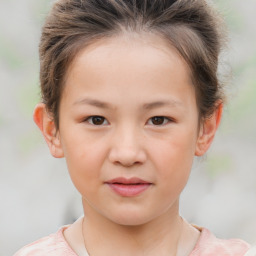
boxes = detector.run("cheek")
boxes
[148,129,197,185]
[61,125,106,165]
[60,131,108,193]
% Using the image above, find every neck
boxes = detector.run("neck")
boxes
[82,199,183,256]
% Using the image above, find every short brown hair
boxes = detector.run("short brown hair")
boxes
[39,0,226,129]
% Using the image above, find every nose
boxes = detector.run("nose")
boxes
[108,126,147,167]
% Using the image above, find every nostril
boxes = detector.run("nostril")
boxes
[108,141,147,166]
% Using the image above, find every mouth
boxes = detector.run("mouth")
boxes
[105,177,152,197]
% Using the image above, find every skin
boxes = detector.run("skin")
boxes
[34,34,222,256]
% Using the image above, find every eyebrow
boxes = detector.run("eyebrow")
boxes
[142,100,182,110]
[73,98,182,110]
[73,98,113,109]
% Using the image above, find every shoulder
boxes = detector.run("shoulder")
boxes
[14,226,77,256]
[190,226,250,256]
[244,245,256,256]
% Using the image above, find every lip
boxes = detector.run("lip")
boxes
[105,177,152,197]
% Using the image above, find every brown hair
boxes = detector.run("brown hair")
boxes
[39,0,226,129]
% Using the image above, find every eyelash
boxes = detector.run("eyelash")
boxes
[84,116,109,126]
[147,116,173,126]
[83,116,173,126]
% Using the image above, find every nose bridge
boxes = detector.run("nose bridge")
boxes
[117,122,138,147]
[108,122,146,166]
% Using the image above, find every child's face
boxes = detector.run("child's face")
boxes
[54,35,205,225]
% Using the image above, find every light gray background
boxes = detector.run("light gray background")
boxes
[0,0,256,255]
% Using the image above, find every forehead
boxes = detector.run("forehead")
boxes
[59,33,199,125]
[66,33,192,85]
[61,33,195,108]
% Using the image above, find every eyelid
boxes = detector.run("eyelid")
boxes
[147,116,174,126]
[84,116,109,126]
[82,115,174,126]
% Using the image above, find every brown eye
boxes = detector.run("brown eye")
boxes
[87,116,107,125]
[149,116,169,126]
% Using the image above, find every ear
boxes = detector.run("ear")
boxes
[33,103,64,158]
[195,103,223,156]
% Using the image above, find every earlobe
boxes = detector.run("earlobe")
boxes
[33,103,64,158]
[195,103,223,156]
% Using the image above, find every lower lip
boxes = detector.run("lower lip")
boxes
[107,183,151,197]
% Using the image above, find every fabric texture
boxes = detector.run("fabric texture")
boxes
[14,225,250,256]
[244,245,256,256]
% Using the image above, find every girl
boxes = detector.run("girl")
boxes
[15,0,251,255]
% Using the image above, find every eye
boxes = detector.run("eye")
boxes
[85,116,108,126]
[147,116,172,126]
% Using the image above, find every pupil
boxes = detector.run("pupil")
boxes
[152,117,164,125]
[93,116,104,125]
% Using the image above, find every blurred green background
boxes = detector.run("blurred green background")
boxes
[0,0,255,255]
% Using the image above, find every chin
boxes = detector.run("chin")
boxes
[113,218,151,227]
[107,210,156,227]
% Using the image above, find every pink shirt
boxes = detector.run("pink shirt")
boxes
[14,226,250,256]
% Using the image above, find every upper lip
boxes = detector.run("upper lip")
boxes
[105,177,151,185]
